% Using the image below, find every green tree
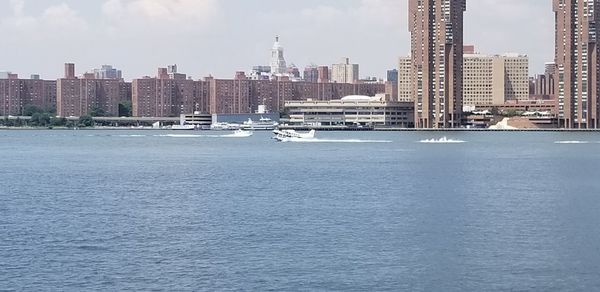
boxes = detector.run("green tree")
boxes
[30,112,52,127]
[2,116,12,127]
[504,109,520,117]
[90,107,106,117]
[66,119,76,128]
[22,105,43,116]
[30,112,41,126]
[50,117,67,127]
[118,102,132,117]
[78,115,95,128]
[491,106,501,116]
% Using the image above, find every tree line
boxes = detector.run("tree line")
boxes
[0,102,132,128]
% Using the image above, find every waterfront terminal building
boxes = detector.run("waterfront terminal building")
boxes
[284,95,414,128]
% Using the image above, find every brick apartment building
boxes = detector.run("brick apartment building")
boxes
[132,67,210,117]
[0,74,57,116]
[3,63,386,118]
[57,64,129,117]
[133,70,386,117]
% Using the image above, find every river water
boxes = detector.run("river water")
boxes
[1,130,599,291]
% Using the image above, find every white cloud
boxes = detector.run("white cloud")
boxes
[10,0,26,16]
[102,0,219,33]
[355,0,405,28]
[2,0,37,30]
[300,0,403,29]
[300,5,344,22]
[42,3,88,30]
[1,0,87,33]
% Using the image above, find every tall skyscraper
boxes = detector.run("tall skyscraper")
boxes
[409,0,467,128]
[387,69,399,82]
[270,36,287,75]
[93,65,122,80]
[554,0,600,129]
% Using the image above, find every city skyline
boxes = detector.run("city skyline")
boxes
[1,0,553,80]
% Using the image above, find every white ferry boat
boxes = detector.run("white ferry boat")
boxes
[240,117,278,131]
[272,129,316,141]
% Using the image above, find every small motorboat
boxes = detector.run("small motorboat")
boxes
[223,129,253,138]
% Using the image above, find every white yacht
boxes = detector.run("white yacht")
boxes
[240,117,279,131]
[273,129,316,141]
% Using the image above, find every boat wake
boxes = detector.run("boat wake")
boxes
[156,134,204,138]
[277,138,392,143]
[419,137,466,144]
[116,134,146,137]
[220,131,253,138]
[155,132,252,138]
[554,141,594,144]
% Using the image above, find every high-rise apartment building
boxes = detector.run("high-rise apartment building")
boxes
[0,74,57,116]
[132,78,209,117]
[57,64,128,117]
[331,58,359,84]
[554,0,600,128]
[398,57,412,102]
[209,77,252,115]
[502,54,530,101]
[132,66,209,117]
[409,0,466,128]
[463,53,529,107]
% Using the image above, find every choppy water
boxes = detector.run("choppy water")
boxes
[1,130,600,291]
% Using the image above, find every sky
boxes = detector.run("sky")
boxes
[0,0,554,80]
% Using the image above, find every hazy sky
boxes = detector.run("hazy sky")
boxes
[0,0,554,80]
